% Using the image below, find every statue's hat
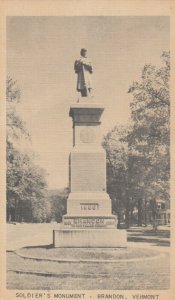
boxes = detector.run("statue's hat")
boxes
[80,48,87,55]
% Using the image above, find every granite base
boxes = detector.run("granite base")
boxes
[53,228,127,248]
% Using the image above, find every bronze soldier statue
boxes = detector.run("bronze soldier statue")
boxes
[74,48,93,97]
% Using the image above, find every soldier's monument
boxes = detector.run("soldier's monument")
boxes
[53,49,127,247]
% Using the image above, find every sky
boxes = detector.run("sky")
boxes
[7,16,169,189]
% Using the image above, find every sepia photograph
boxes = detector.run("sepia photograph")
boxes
[0,1,175,299]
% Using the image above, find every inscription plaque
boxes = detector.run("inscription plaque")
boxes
[71,152,106,192]
[80,127,95,143]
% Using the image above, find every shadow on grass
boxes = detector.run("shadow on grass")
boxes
[23,244,54,250]
[143,230,170,238]
[127,228,170,236]
[127,227,170,246]
[127,236,170,247]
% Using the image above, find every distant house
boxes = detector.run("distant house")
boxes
[128,198,170,226]
[155,199,170,225]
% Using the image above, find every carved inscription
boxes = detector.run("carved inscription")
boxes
[80,203,99,210]
[63,217,116,228]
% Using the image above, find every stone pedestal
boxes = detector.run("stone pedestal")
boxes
[53,100,127,247]
[53,228,126,248]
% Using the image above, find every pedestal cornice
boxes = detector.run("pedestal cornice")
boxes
[69,102,104,123]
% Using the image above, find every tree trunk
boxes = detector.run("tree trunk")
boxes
[125,199,130,229]
[14,198,19,222]
[137,198,142,226]
[144,200,148,226]
[151,199,158,232]
[130,208,134,226]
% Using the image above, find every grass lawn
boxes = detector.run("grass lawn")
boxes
[6,223,170,290]
[7,251,169,290]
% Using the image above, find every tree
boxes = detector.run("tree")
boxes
[6,77,30,143]
[7,77,28,221]
[128,51,170,228]
[48,188,69,222]
[103,125,132,228]
[6,77,50,222]
[103,52,170,229]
